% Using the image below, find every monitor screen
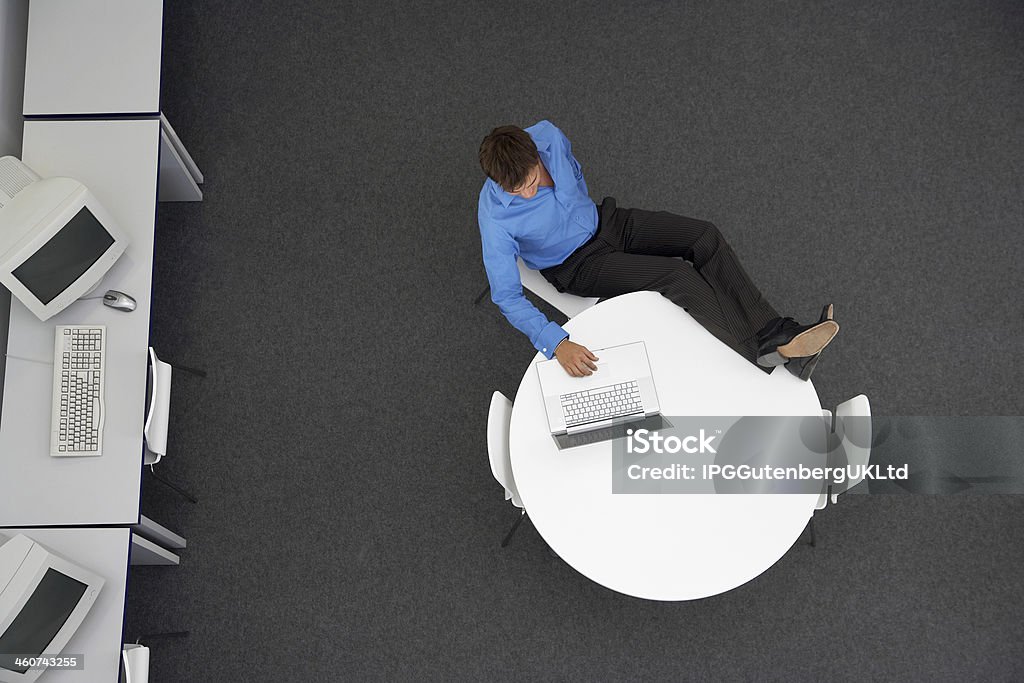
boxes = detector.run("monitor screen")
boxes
[0,569,87,674]
[11,208,114,305]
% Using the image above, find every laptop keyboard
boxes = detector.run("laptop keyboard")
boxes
[561,380,643,428]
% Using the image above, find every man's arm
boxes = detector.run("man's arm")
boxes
[536,120,590,196]
[479,224,600,376]
[480,223,568,359]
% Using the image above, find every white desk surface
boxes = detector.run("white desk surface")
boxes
[23,0,163,116]
[2,528,130,683]
[510,292,823,601]
[0,119,159,527]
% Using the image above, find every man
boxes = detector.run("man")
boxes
[477,120,839,381]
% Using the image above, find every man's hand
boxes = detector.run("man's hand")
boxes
[554,339,599,377]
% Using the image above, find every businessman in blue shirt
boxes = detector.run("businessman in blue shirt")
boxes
[477,120,839,381]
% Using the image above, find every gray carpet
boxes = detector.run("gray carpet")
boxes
[125,1,1024,680]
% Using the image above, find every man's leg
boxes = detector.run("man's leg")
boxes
[617,209,780,348]
[560,249,768,367]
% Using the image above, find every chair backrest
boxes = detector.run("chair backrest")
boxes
[815,410,833,510]
[831,394,871,503]
[143,347,173,465]
[121,643,150,683]
[487,391,522,508]
[516,258,598,319]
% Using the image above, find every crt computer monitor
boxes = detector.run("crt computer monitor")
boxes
[0,156,129,321]
[0,533,105,683]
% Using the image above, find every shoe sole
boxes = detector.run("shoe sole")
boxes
[777,320,839,359]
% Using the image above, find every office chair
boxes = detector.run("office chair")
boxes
[804,395,872,546]
[803,409,833,547]
[474,258,599,320]
[121,631,189,683]
[830,394,872,503]
[487,391,528,547]
[121,644,149,683]
[144,347,205,503]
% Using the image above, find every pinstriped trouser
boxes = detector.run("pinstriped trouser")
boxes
[542,198,780,370]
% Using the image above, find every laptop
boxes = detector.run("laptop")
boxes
[537,341,667,448]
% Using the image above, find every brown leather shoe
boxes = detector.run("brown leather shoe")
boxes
[784,304,835,380]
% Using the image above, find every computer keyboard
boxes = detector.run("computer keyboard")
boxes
[50,325,106,457]
[561,380,644,428]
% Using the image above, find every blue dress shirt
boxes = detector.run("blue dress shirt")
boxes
[478,120,598,358]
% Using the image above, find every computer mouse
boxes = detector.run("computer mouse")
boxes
[102,290,136,312]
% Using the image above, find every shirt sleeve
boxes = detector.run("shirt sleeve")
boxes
[479,209,569,359]
[546,121,590,197]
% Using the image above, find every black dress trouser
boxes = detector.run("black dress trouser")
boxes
[541,197,780,371]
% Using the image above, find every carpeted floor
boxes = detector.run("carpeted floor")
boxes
[123,1,1024,679]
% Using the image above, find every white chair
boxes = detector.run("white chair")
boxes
[144,347,203,503]
[474,258,600,320]
[144,347,172,467]
[830,394,872,503]
[488,391,528,546]
[805,396,872,547]
[121,631,189,682]
[121,643,150,683]
[804,409,833,546]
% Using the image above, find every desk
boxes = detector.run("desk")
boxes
[510,292,823,601]
[0,119,159,527]
[1,528,130,683]
[23,0,163,116]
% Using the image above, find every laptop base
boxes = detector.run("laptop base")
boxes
[553,415,673,450]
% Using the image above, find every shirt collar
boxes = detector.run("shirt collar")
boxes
[494,180,516,208]
[492,138,551,208]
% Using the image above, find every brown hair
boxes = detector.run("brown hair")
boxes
[478,125,539,191]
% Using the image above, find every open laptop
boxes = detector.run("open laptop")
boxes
[537,341,668,449]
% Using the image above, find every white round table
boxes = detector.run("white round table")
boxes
[509,292,822,601]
